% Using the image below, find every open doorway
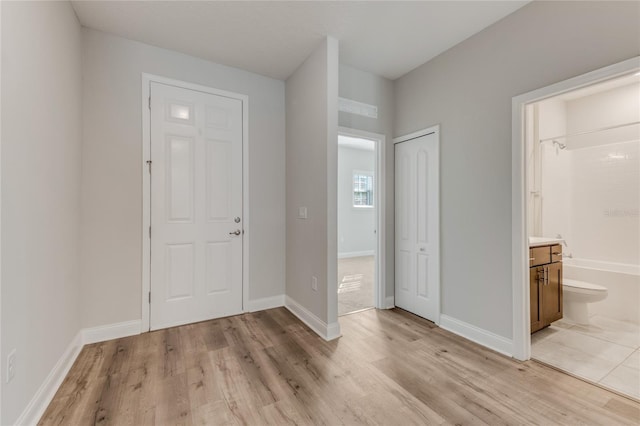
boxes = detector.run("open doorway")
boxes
[337,128,383,316]
[512,57,639,399]
[526,74,639,399]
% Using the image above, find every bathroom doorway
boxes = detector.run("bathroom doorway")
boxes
[337,128,383,316]
[513,57,640,400]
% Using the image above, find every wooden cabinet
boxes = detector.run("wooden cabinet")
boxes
[530,244,563,333]
[530,267,543,332]
[530,246,551,267]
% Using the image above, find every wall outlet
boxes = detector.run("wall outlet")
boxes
[311,276,318,291]
[6,349,16,383]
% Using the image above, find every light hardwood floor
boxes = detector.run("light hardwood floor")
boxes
[40,308,640,425]
[338,255,374,316]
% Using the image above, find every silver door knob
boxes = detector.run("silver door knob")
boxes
[229,229,241,236]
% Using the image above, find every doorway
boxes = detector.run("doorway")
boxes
[141,75,249,331]
[511,56,640,367]
[337,128,384,316]
[525,76,640,399]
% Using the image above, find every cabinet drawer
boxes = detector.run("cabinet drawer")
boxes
[551,244,562,263]
[530,246,550,267]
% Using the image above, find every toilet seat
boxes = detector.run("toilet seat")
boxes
[563,279,607,294]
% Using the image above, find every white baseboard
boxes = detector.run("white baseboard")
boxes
[246,295,285,312]
[82,319,142,345]
[15,331,83,426]
[16,319,143,424]
[326,321,341,340]
[384,296,395,309]
[439,314,513,357]
[337,250,374,259]
[284,296,341,341]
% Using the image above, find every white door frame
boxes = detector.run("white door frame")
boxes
[337,127,386,310]
[510,56,639,360]
[141,74,249,333]
[0,3,3,419]
[393,124,441,324]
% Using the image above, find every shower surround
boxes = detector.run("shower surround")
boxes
[532,82,640,323]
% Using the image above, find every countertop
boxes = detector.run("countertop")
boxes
[529,237,565,247]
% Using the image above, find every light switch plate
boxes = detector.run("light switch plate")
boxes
[298,207,308,219]
[6,349,16,383]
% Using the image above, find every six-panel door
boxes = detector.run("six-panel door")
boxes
[150,82,243,330]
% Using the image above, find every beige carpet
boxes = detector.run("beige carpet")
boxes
[338,255,374,316]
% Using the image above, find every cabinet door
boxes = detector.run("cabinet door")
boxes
[530,267,543,333]
[542,262,563,326]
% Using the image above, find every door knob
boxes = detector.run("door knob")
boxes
[229,229,241,236]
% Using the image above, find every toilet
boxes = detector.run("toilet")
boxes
[563,279,608,324]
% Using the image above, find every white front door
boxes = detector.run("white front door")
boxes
[150,82,243,330]
[394,131,440,322]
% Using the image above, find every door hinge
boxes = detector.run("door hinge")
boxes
[146,160,152,174]
[148,96,151,110]
[149,226,151,239]
[148,291,151,304]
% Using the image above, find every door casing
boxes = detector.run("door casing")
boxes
[141,74,249,333]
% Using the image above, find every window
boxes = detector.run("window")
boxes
[353,171,374,208]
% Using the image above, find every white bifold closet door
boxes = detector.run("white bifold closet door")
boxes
[150,82,243,331]
[394,132,440,322]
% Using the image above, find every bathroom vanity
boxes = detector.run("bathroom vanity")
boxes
[529,241,563,333]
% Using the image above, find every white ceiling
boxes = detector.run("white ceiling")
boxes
[71,1,529,81]
[338,135,375,151]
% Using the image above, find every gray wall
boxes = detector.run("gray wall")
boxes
[394,1,640,339]
[339,64,395,299]
[286,38,339,325]
[1,2,82,423]
[338,146,376,256]
[81,29,286,328]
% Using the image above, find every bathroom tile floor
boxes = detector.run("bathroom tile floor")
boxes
[532,315,640,400]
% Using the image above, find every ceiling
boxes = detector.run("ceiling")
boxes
[338,135,375,151]
[71,1,529,81]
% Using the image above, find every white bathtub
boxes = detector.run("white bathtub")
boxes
[563,258,640,324]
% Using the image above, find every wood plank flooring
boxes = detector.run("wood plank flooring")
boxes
[40,308,640,425]
[338,256,374,316]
